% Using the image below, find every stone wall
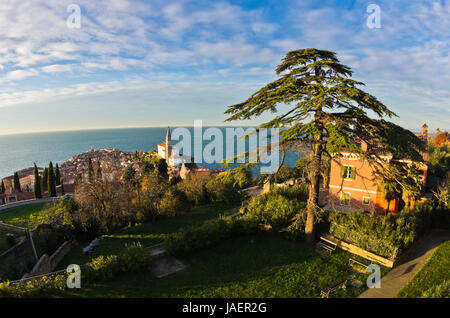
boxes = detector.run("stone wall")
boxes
[20,241,71,281]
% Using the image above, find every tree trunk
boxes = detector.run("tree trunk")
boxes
[305,142,322,243]
[385,200,391,216]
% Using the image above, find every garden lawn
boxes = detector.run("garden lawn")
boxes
[57,202,236,269]
[55,233,389,298]
[395,239,450,298]
[0,204,47,228]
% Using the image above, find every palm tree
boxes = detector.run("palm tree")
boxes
[378,166,402,215]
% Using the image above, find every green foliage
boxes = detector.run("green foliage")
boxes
[122,164,136,185]
[244,187,306,230]
[13,172,20,191]
[428,143,450,176]
[224,48,426,241]
[329,200,449,258]
[84,255,119,282]
[0,274,68,298]
[206,178,243,205]
[0,202,66,228]
[216,163,253,189]
[47,161,56,197]
[0,243,151,297]
[41,168,48,191]
[118,242,152,272]
[33,163,42,199]
[420,281,450,298]
[396,240,450,298]
[165,217,260,255]
[178,173,212,206]
[55,163,61,186]
[158,188,191,217]
[273,165,297,183]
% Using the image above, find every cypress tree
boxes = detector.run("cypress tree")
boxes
[0,180,5,193]
[41,168,48,191]
[55,163,61,186]
[88,158,94,182]
[13,172,21,192]
[33,163,42,199]
[47,162,57,197]
[96,161,102,180]
[61,182,65,196]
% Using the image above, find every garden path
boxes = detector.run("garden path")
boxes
[358,229,450,298]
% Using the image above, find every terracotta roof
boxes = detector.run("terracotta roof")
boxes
[158,142,166,147]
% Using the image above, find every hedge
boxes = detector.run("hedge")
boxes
[329,200,449,259]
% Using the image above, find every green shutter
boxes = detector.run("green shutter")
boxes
[350,167,356,180]
[340,167,346,178]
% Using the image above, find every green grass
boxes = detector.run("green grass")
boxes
[57,202,235,269]
[0,204,48,228]
[53,232,389,298]
[395,240,450,298]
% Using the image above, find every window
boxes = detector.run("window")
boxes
[340,192,350,206]
[341,166,356,180]
[362,197,371,205]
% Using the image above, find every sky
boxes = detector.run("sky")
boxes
[0,0,449,135]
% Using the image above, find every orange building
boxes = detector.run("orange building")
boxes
[320,124,429,214]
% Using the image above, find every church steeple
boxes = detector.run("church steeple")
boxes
[165,126,172,164]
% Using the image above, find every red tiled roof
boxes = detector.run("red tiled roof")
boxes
[158,142,166,147]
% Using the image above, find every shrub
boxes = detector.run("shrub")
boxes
[119,242,152,272]
[244,187,306,230]
[178,173,212,206]
[158,188,191,217]
[273,165,295,183]
[206,179,243,205]
[84,255,120,282]
[165,217,260,255]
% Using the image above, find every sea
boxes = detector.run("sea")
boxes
[0,127,301,179]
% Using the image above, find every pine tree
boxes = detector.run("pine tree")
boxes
[225,48,425,242]
[33,163,42,199]
[47,162,57,197]
[41,168,48,191]
[55,163,61,186]
[88,158,94,183]
[96,161,102,180]
[13,172,21,192]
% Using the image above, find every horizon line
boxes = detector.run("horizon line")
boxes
[0,123,264,137]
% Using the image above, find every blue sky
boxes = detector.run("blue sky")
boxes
[0,0,448,135]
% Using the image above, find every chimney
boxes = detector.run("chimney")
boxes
[421,123,428,141]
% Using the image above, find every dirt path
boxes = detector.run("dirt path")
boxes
[358,229,450,298]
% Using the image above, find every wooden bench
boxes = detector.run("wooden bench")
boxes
[320,279,348,298]
[349,257,370,272]
[315,236,337,257]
